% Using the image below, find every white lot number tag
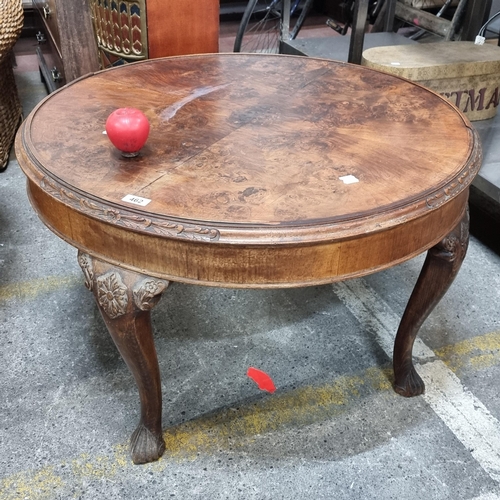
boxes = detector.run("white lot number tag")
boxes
[122,194,152,207]
[339,175,359,185]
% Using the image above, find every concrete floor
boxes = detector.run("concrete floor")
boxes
[2,36,500,500]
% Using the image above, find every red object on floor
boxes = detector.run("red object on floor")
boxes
[247,367,276,393]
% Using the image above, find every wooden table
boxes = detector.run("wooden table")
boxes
[15,54,482,464]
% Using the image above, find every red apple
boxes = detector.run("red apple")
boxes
[105,107,150,157]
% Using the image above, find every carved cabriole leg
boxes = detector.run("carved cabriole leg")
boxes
[77,251,169,464]
[393,208,470,397]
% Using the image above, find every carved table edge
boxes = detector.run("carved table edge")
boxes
[15,99,482,246]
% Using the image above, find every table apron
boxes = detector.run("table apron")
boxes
[27,181,469,288]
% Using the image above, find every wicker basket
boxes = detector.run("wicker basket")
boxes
[0,0,24,171]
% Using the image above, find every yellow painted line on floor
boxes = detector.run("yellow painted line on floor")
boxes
[0,275,81,302]
[334,279,500,483]
[0,468,64,500]
[4,321,498,497]
[0,365,394,499]
[0,447,130,500]
[160,365,393,458]
[435,330,500,374]
[6,321,492,484]
[1,329,500,497]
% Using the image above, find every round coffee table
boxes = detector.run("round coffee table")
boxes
[15,54,481,464]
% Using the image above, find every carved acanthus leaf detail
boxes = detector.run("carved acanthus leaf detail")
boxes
[133,279,169,311]
[432,207,469,264]
[77,252,95,290]
[40,176,220,242]
[96,271,129,319]
[437,234,460,262]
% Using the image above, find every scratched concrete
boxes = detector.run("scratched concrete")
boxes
[2,71,500,500]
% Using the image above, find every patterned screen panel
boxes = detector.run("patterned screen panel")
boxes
[90,0,148,62]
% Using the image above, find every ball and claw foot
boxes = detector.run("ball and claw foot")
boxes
[394,367,425,398]
[130,423,166,464]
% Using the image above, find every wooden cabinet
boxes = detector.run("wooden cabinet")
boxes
[33,0,100,92]
[34,0,219,91]
[147,0,219,58]
[89,0,219,68]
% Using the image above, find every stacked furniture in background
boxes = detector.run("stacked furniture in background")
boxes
[33,0,100,93]
[89,0,219,68]
[33,0,219,92]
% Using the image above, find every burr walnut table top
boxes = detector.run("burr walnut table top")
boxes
[15,52,482,466]
[16,54,481,287]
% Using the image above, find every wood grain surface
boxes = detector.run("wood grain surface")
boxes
[146,0,219,58]
[16,54,482,286]
[14,54,483,463]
